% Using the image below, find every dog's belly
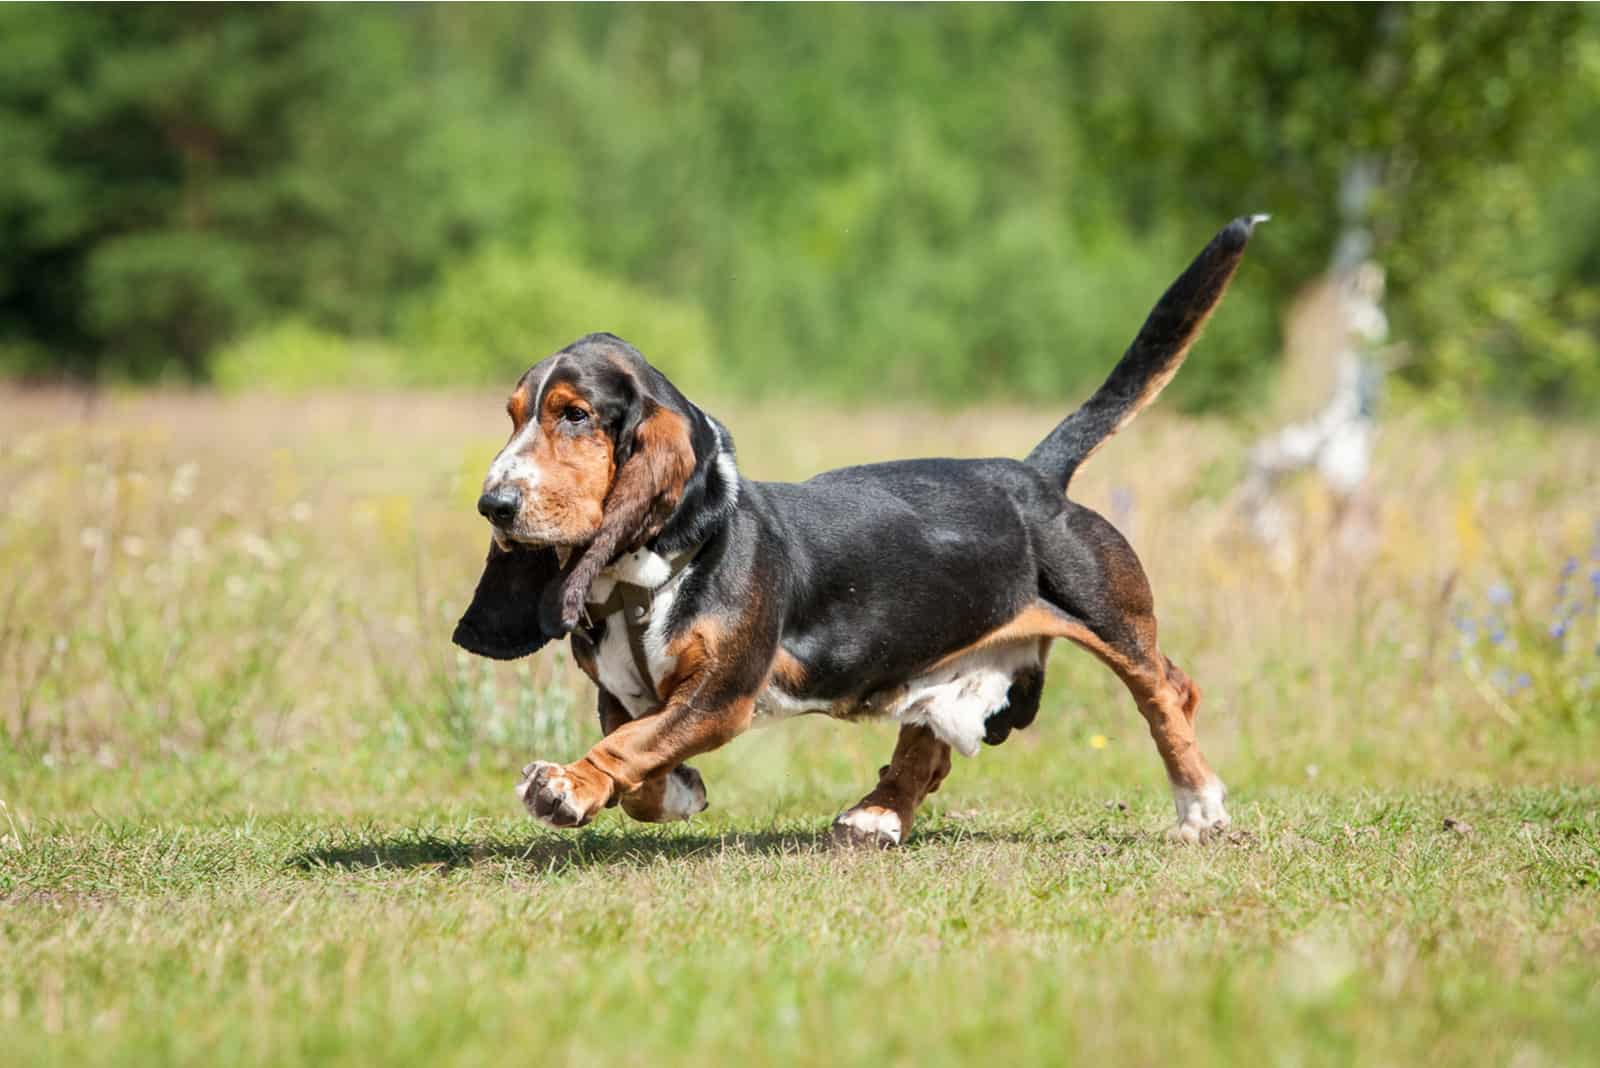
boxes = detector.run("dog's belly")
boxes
[754,640,1047,757]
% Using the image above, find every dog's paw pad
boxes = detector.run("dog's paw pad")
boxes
[831,806,903,849]
[516,760,589,828]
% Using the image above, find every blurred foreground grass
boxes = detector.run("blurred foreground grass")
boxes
[2,387,1597,1065]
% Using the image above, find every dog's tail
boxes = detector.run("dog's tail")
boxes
[1025,215,1266,492]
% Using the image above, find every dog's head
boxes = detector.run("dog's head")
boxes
[452,333,736,659]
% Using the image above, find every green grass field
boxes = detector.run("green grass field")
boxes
[2,388,1597,1066]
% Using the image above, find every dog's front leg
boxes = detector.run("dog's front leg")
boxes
[517,657,757,829]
[583,688,709,824]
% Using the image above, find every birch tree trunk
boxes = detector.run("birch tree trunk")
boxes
[1238,157,1388,571]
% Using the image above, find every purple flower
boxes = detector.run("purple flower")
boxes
[1550,620,1569,641]
[1487,583,1513,607]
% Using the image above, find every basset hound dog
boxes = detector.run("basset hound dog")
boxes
[454,216,1264,846]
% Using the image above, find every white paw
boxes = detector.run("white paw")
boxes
[516,760,588,828]
[831,805,903,849]
[1168,779,1230,844]
[660,765,708,821]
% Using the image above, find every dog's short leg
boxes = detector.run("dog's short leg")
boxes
[517,687,712,826]
[618,764,709,823]
[1063,629,1227,842]
[1125,654,1228,843]
[518,643,760,829]
[1046,508,1229,843]
[832,724,952,848]
[592,689,709,823]
[1069,632,1228,842]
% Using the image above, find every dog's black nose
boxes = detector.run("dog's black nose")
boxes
[477,487,520,526]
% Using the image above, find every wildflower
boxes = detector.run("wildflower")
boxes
[1487,582,1513,607]
[1488,626,1507,646]
[1550,620,1568,641]
[1089,734,1108,750]
[1513,673,1532,694]
[240,533,280,570]
[169,462,198,503]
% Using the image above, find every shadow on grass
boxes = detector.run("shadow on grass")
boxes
[288,828,833,873]
[286,820,1155,875]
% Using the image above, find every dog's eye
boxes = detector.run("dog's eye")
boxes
[561,406,590,426]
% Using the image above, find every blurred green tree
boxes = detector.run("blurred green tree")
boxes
[1,4,1596,413]
[0,5,494,379]
[1124,2,1598,413]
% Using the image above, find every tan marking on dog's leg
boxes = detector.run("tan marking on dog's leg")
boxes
[1059,622,1227,843]
[591,689,708,823]
[832,724,953,848]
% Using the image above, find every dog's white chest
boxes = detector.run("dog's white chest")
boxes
[588,550,687,718]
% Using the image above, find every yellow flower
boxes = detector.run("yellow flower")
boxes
[1089,734,1108,750]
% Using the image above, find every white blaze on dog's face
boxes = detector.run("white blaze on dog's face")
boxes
[480,355,616,547]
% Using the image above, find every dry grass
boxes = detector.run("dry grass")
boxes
[1,386,1596,1065]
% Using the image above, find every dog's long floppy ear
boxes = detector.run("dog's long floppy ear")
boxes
[453,540,564,660]
[542,395,697,636]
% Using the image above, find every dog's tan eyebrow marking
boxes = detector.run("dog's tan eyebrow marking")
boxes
[541,382,590,418]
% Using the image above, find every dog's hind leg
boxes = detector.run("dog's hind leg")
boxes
[1042,506,1229,842]
[831,724,953,848]
[1109,647,1227,843]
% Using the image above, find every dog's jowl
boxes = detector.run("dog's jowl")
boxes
[454,216,1265,845]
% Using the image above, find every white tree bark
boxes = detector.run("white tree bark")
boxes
[1239,157,1387,570]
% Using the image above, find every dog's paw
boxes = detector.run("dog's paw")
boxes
[516,760,608,828]
[620,764,708,823]
[831,804,903,849]
[1168,779,1230,844]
